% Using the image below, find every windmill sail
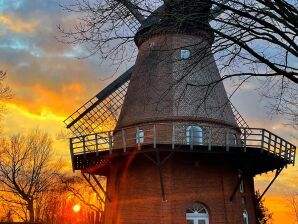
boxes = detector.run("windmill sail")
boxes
[64,67,133,137]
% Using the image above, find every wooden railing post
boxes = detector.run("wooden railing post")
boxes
[268,132,272,154]
[137,127,141,150]
[260,129,264,153]
[69,138,75,171]
[279,138,282,157]
[122,129,126,152]
[172,124,175,150]
[285,142,288,160]
[83,136,87,158]
[153,125,156,149]
[95,134,99,156]
[208,128,212,151]
[226,131,229,152]
[109,132,112,154]
[273,135,277,157]
[190,126,194,150]
[243,128,247,152]
[293,146,296,166]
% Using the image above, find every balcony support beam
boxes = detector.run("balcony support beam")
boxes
[257,167,284,203]
[143,151,174,202]
[229,171,244,202]
[82,173,106,204]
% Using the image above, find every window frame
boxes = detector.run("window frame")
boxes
[243,210,249,224]
[186,125,203,145]
[180,49,191,59]
[186,203,209,224]
[136,129,144,143]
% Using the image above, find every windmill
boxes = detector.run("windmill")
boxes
[64,0,296,223]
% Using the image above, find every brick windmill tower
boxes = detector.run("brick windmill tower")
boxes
[64,0,296,223]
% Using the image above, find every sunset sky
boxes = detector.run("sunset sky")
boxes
[0,0,297,223]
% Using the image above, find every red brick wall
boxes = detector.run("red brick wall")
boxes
[103,152,257,224]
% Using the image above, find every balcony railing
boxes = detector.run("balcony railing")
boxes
[69,123,296,166]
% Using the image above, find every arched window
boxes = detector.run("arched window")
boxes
[243,210,249,224]
[136,129,144,143]
[227,133,237,146]
[230,134,237,146]
[186,203,209,224]
[186,126,203,145]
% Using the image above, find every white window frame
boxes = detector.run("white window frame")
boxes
[136,129,144,143]
[186,203,209,224]
[243,210,249,224]
[186,125,203,145]
[180,49,191,59]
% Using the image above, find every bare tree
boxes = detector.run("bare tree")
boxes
[59,0,298,125]
[0,130,62,222]
[60,175,104,224]
[0,71,12,125]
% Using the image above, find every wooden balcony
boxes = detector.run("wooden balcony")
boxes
[69,123,296,174]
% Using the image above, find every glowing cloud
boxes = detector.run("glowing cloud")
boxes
[0,13,39,34]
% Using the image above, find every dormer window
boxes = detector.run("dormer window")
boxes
[180,49,191,59]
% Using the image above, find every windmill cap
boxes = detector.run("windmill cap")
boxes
[134,1,214,46]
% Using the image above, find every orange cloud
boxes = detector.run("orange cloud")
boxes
[10,82,87,118]
[0,14,39,34]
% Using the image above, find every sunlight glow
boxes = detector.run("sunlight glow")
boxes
[73,204,81,213]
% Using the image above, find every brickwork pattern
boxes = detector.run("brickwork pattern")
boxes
[104,153,257,224]
[116,33,237,130]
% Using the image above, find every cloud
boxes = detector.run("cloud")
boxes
[0,13,39,34]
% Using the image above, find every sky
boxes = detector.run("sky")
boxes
[0,0,297,223]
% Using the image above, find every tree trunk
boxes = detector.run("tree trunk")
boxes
[28,200,35,222]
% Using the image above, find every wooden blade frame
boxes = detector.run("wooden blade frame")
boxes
[64,67,133,136]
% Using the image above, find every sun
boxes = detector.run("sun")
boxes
[73,204,81,213]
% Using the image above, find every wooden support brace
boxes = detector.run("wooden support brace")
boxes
[257,167,284,203]
[143,151,169,202]
[208,129,212,151]
[229,171,244,202]
[156,151,167,202]
[91,174,111,202]
[82,173,105,204]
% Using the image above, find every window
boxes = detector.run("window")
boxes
[238,169,244,193]
[180,49,191,59]
[136,129,144,143]
[186,203,209,224]
[227,133,237,146]
[186,126,203,145]
[243,210,248,224]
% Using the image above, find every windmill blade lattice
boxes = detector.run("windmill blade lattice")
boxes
[117,4,141,33]
[64,67,133,137]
